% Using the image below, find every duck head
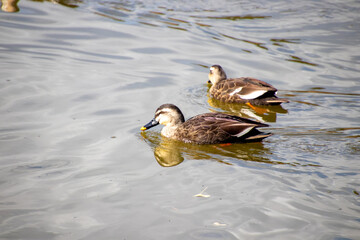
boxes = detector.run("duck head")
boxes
[208,64,227,84]
[141,104,185,131]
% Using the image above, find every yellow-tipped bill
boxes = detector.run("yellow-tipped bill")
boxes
[140,118,159,131]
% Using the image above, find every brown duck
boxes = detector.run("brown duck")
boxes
[208,65,289,105]
[141,104,271,144]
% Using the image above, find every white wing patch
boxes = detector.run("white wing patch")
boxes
[233,126,254,137]
[240,90,267,99]
[229,87,243,96]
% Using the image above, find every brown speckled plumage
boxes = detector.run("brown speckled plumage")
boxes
[208,65,289,105]
[141,104,271,144]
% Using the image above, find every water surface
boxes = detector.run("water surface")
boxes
[0,0,359,239]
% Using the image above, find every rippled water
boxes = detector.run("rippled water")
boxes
[1,0,359,239]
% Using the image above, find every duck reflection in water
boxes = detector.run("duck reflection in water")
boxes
[0,0,19,12]
[140,131,278,167]
[0,0,82,12]
[141,131,184,167]
[207,96,288,123]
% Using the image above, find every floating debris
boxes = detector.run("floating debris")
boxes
[194,187,210,198]
[213,222,227,227]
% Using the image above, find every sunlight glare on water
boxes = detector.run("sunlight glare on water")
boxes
[0,0,359,239]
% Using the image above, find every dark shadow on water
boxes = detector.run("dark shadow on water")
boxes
[286,55,318,67]
[140,131,291,168]
[283,88,360,106]
[193,14,271,21]
[288,89,360,97]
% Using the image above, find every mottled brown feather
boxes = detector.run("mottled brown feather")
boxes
[173,112,270,144]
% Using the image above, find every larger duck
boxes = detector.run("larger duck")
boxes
[208,65,289,105]
[141,103,271,144]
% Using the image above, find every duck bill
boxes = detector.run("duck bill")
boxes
[140,118,159,131]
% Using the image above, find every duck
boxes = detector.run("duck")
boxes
[140,103,271,144]
[208,65,289,105]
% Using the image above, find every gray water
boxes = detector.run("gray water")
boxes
[0,0,359,239]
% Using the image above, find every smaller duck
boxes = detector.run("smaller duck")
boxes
[140,104,271,144]
[208,65,289,105]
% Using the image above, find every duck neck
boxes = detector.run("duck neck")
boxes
[216,71,227,83]
[160,110,185,139]
[212,75,227,87]
[161,114,185,139]
[161,123,180,139]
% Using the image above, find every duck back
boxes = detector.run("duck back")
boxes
[173,112,271,144]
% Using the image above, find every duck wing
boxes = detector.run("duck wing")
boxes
[202,113,268,137]
[217,77,278,100]
[179,113,270,143]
